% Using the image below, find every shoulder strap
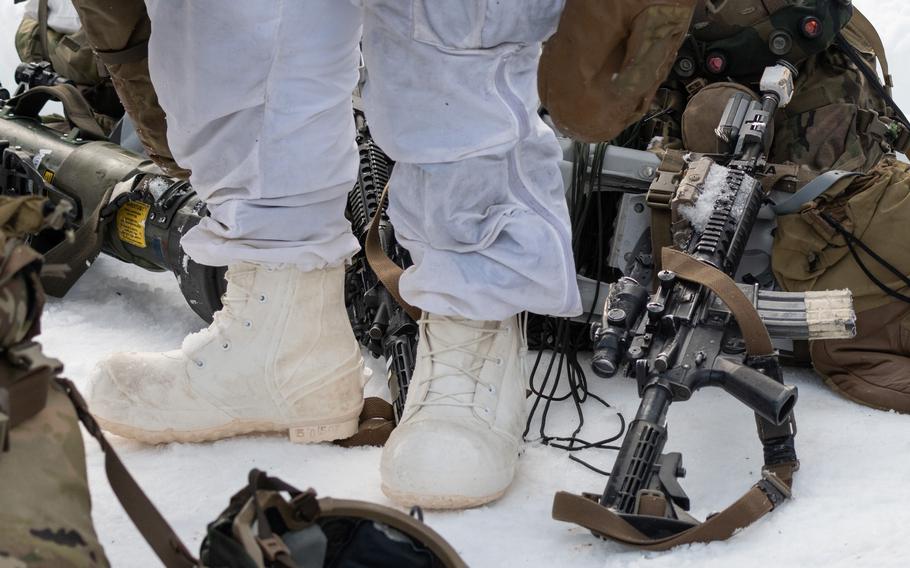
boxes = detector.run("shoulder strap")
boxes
[662,247,774,356]
[56,378,199,568]
[850,9,893,96]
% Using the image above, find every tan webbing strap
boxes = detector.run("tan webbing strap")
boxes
[662,248,774,356]
[37,0,50,62]
[7,84,107,140]
[335,396,395,448]
[56,378,199,568]
[646,151,686,279]
[852,9,894,95]
[0,345,55,429]
[364,184,421,321]
[552,475,787,551]
[95,40,150,66]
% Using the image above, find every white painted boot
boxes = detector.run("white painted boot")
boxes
[86,263,365,444]
[380,313,528,509]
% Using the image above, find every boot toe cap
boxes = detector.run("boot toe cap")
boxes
[86,351,188,429]
[380,418,518,508]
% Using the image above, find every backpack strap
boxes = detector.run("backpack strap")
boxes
[850,9,893,97]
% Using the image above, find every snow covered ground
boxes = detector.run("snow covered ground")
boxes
[3,2,910,567]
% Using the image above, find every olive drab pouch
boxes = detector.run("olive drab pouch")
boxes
[772,158,910,413]
[16,16,102,88]
[538,0,697,143]
[0,196,198,568]
[200,470,467,568]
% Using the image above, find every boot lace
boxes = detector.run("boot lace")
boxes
[184,265,260,363]
[413,314,528,411]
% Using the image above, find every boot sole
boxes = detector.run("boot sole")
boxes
[380,485,507,510]
[95,412,360,445]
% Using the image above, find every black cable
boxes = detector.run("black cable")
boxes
[834,34,910,130]
[820,211,910,304]
[524,141,626,477]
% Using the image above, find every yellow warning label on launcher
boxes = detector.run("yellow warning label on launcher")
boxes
[116,201,150,248]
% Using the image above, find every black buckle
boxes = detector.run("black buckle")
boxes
[757,471,791,509]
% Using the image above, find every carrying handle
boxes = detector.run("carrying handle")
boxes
[5,84,107,140]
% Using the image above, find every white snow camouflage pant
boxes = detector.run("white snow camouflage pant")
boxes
[144,0,582,320]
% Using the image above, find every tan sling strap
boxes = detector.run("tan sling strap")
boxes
[552,466,792,551]
[335,396,395,448]
[364,183,421,322]
[37,0,51,61]
[646,151,687,280]
[339,182,411,447]
[662,247,774,356]
[553,247,788,549]
[56,378,199,568]
[6,84,108,139]
[851,9,893,95]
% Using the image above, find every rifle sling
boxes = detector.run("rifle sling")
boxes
[364,183,421,321]
[335,396,395,448]
[56,378,199,568]
[552,466,792,551]
[661,247,774,356]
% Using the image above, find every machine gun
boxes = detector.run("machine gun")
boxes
[553,63,856,546]
[345,110,416,423]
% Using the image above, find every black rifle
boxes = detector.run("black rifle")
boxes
[13,61,74,93]
[576,63,854,540]
[345,111,416,423]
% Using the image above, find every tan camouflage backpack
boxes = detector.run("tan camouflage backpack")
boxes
[0,195,110,567]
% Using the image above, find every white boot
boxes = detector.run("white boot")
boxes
[86,263,365,444]
[380,313,528,509]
